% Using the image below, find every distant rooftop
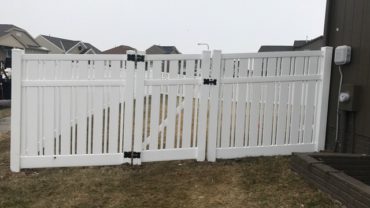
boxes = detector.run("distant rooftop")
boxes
[103,45,136,54]
[0,24,22,37]
[146,45,181,54]
[258,36,324,52]
[40,35,101,54]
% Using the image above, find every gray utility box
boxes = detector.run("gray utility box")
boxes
[339,84,360,111]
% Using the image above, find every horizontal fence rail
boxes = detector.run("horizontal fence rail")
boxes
[10,48,332,172]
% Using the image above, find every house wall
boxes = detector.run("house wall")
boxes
[325,0,370,153]
[24,48,48,54]
[35,36,63,54]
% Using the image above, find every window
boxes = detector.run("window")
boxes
[5,49,11,58]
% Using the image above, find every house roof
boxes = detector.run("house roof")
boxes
[0,24,22,37]
[146,45,181,54]
[103,45,136,54]
[40,35,101,54]
[0,24,48,51]
[258,36,324,52]
[41,35,79,51]
[293,36,324,50]
[83,42,102,54]
[293,40,307,48]
[258,46,294,52]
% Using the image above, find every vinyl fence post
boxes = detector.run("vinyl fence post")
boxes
[133,51,145,165]
[207,50,222,162]
[314,47,333,151]
[10,49,24,172]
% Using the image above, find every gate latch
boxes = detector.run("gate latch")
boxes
[203,78,217,85]
[124,151,141,159]
[127,54,145,62]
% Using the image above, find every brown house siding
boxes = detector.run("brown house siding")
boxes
[325,0,370,153]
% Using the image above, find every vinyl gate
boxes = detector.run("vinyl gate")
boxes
[10,47,332,172]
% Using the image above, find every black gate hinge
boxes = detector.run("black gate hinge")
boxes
[124,151,141,159]
[203,78,217,85]
[127,54,145,62]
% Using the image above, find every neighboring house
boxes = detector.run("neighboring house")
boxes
[35,35,101,54]
[146,45,181,54]
[258,36,324,52]
[103,45,136,54]
[0,24,48,62]
[324,0,370,154]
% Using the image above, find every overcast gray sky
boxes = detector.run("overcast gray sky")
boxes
[1,0,326,53]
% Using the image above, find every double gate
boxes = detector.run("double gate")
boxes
[10,48,332,172]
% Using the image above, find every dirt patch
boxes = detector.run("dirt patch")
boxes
[0,132,341,208]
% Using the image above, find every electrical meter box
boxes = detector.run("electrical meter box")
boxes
[339,84,360,111]
[334,45,351,65]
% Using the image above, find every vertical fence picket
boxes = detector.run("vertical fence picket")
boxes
[108,60,121,153]
[42,61,56,155]
[149,61,162,150]
[290,57,304,144]
[276,58,291,145]
[196,51,211,161]
[76,61,88,154]
[165,61,178,149]
[60,61,72,155]
[262,58,276,146]
[182,60,195,148]
[249,58,263,147]
[220,60,234,148]
[26,60,40,156]
[303,57,319,144]
[92,61,104,153]
[235,59,248,147]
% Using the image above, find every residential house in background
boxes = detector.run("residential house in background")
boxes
[103,45,136,54]
[258,36,324,52]
[146,45,181,54]
[35,35,101,54]
[0,24,48,62]
[0,24,48,99]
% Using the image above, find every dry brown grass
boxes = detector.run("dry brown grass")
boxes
[0,108,10,119]
[0,131,341,208]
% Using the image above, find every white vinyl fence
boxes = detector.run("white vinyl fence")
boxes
[10,48,332,172]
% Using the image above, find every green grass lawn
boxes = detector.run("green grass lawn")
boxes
[0,131,341,208]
